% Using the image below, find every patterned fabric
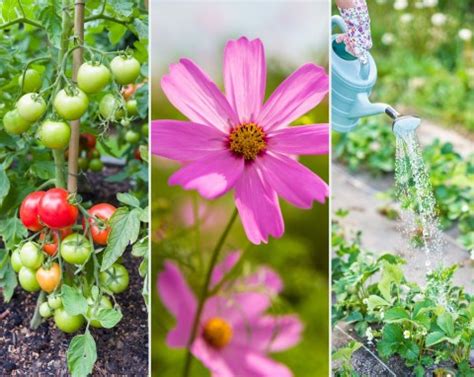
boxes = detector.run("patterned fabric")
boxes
[336,0,372,64]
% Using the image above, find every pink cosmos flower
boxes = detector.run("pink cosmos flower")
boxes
[152,36,329,244]
[158,252,303,377]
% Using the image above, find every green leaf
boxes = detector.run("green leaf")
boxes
[101,207,140,271]
[367,294,391,311]
[425,331,447,347]
[116,192,140,208]
[108,23,127,45]
[0,217,28,250]
[0,250,17,302]
[0,165,11,206]
[67,331,97,377]
[131,240,147,257]
[437,312,454,337]
[38,4,62,47]
[29,160,55,180]
[95,308,122,329]
[378,262,404,301]
[384,307,410,322]
[62,285,88,316]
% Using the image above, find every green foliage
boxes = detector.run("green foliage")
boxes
[332,219,474,374]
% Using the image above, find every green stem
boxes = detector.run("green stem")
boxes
[0,17,44,30]
[182,208,238,377]
[52,149,66,188]
[30,291,46,329]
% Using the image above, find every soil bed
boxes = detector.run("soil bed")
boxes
[0,165,148,375]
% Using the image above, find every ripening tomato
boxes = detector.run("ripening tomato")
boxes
[38,120,71,149]
[99,263,129,294]
[80,133,96,149]
[60,233,92,265]
[134,148,142,161]
[83,203,116,245]
[19,191,45,231]
[53,88,89,120]
[11,249,23,273]
[36,263,61,293]
[19,242,44,269]
[77,62,111,94]
[18,267,40,292]
[78,157,89,171]
[47,294,62,309]
[126,99,138,116]
[99,93,123,120]
[125,130,140,144]
[39,228,73,256]
[38,188,78,229]
[89,158,103,172]
[16,93,46,122]
[110,56,141,85]
[19,69,42,93]
[54,308,84,333]
[3,109,32,135]
[141,123,148,137]
[39,302,53,318]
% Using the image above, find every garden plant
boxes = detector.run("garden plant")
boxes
[0,1,148,375]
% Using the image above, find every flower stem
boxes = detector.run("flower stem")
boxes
[182,208,238,377]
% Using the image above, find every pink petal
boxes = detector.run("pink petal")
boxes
[267,124,329,155]
[234,164,284,245]
[161,58,238,133]
[169,150,244,199]
[258,153,329,208]
[157,261,197,347]
[151,120,226,161]
[211,251,241,287]
[233,315,303,352]
[244,266,283,295]
[224,37,266,123]
[256,64,328,131]
[220,345,293,377]
[192,338,234,377]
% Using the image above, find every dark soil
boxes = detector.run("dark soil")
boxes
[0,166,148,376]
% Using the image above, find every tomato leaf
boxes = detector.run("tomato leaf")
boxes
[96,308,123,329]
[62,284,88,316]
[117,192,140,208]
[0,249,17,302]
[0,165,11,206]
[67,330,97,377]
[0,217,28,251]
[101,207,140,271]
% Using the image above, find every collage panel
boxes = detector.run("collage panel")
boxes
[150,1,331,376]
[0,0,149,375]
[331,0,474,376]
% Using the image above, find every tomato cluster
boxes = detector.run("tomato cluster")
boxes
[13,188,130,334]
[76,133,104,173]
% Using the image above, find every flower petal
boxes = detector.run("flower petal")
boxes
[169,150,244,199]
[233,315,303,352]
[211,251,241,287]
[224,37,266,123]
[234,164,284,244]
[151,120,226,161]
[220,345,294,377]
[244,266,283,295]
[161,58,238,132]
[192,338,234,377]
[267,124,329,155]
[259,153,329,208]
[157,261,197,347]
[257,63,328,131]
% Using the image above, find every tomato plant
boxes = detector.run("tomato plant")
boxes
[0,1,149,375]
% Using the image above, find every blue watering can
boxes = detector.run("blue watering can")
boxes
[331,15,421,139]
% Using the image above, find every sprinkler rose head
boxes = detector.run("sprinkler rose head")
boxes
[392,115,421,140]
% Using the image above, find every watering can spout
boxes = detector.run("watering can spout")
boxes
[392,115,421,140]
[350,92,390,119]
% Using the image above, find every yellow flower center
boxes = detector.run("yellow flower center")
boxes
[228,123,267,161]
[202,317,233,349]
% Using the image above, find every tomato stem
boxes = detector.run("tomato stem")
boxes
[30,291,46,329]
[52,149,66,189]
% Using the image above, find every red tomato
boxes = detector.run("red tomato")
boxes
[80,133,97,150]
[38,188,78,229]
[36,263,61,293]
[83,203,116,245]
[134,148,142,161]
[19,191,46,231]
[39,228,73,256]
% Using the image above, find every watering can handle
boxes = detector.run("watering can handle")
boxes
[331,15,347,33]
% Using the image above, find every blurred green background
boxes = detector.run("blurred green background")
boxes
[150,1,330,376]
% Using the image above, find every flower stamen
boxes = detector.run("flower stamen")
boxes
[228,123,266,161]
[202,317,233,349]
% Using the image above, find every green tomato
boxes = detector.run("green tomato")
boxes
[39,302,53,318]
[19,242,44,269]
[99,263,129,294]
[18,267,40,292]
[38,120,71,149]
[48,294,63,310]
[16,93,46,122]
[53,88,89,120]
[78,157,89,171]
[54,308,84,333]
[89,158,103,172]
[60,233,93,265]
[3,109,32,135]
[11,249,23,273]
[77,62,111,94]
[87,295,113,328]
[126,100,138,116]
[125,130,140,144]
[141,123,149,137]
[19,69,42,93]
[110,56,141,85]
[99,94,123,120]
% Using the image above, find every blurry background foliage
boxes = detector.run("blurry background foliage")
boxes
[151,53,330,377]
